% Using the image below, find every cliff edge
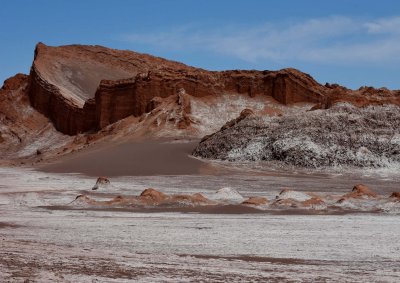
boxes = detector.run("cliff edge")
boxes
[28,43,330,135]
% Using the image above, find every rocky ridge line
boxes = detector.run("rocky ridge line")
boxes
[26,43,399,135]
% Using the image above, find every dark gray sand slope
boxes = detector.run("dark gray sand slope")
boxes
[41,140,206,176]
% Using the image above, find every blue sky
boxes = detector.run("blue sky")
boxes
[1,0,400,89]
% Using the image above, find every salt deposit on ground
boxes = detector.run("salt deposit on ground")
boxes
[208,187,245,202]
[0,167,399,282]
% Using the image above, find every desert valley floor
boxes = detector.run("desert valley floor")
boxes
[0,42,399,282]
[0,140,399,282]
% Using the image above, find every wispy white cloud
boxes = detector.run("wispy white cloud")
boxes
[122,16,400,65]
[364,17,400,34]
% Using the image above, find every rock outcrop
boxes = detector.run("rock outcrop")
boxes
[211,187,245,202]
[139,188,168,204]
[242,197,269,206]
[68,184,400,213]
[193,103,400,168]
[73,188,214,208]
[0,73,71,162]
[339,184,377,200]
[25,43,335,135]
[92,177,111,190]
[271,189,326,209]
[2,42,400,163]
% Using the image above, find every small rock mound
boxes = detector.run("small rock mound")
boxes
[92,177,110,190]
[188,193,213,204]
[71,188,214,208]
[276,189,316,202]
[220,108,255,131]
[211,187,244,203]
[242,197,268,206]
[340,184,377,200]
[139,188,168,204]
[73,195,97,205]
[301,197,326,208]
[192,193,209,202]
[272,189,326,210]
[168,193,214,206]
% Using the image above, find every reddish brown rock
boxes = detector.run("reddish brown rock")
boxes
[220,108,255,131]
[339,184,377,201]
[92,177,110,190]
[191,193,211,203]
[272,198,299,208]
[0,72,71,163]
[26,43,328,135]
[73,195,98,205]
[139,188,168,204]
[350,184,377,198]
[389,192,400,199]
[0,42,395,139]
[1,73,28,91]
[73,194,136,206]
[168,193,214,205]
[106,195,138,206]
[272,196,326,209]
[72,189,214,208]
[242,197,268,206]
[301,197,325,208]
[96,176,110,183]
[271,189,326,209]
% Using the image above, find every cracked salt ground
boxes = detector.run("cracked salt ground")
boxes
[0,167,399,282]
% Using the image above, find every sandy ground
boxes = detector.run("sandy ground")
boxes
[39,139,400,194]
[0,140,399,282]
[40,139,209,176]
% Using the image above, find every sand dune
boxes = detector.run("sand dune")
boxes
[40,139,207,176]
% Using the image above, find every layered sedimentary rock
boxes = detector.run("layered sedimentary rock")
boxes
[27,43,332,135]
[0,41,393,139]
[0,73,72,161]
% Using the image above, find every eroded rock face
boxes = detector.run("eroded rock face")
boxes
[0,73,71,162]
[27,43,331,135]
[0,42,393,138]
[2,42,400,164]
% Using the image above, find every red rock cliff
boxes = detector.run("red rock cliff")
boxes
[27,43,400,135]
